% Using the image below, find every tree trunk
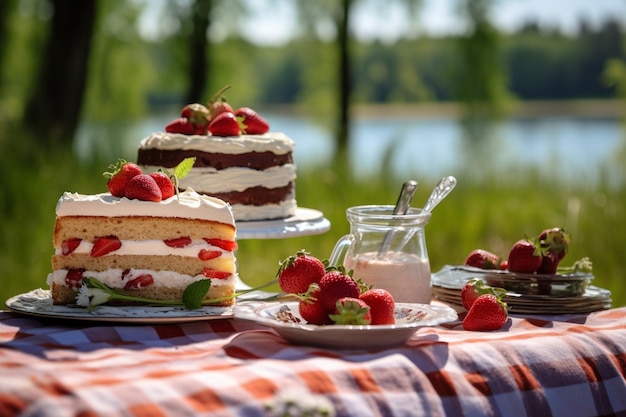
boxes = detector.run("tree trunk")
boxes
[24,0,97,147]
[185,0,212,104]
[336,0,352,170]
[0,0,17,80]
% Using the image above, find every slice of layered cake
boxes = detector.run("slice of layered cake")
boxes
[47,161,238,307]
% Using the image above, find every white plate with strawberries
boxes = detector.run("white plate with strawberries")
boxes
[234,301,457,350]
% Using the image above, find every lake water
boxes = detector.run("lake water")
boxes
[75,111,626,188]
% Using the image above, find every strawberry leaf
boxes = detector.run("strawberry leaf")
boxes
[182,279,211,309]
[102,158,127,179]
[557,257,593,274]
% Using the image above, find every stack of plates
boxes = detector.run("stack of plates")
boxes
[432,265,612,314]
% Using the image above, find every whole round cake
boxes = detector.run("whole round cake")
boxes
[137,88,298,222]
[138,132,296,221]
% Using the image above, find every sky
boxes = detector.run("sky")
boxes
[138,0,626,45]
[240,0,626,44]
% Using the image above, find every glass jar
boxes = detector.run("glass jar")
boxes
[328,205,432,304]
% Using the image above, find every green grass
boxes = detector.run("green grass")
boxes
[1,136,625,309]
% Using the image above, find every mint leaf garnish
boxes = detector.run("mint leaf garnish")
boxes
[174,157,196,180]
[182,279,211,309]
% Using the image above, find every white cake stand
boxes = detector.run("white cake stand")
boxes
[234,207,331,292]
[236,207,331,240]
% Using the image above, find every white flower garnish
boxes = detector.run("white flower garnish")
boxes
[76,284,111,309]
[90,288,112,306]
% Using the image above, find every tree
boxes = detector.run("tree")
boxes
[455,0,510,141]
[186,0,213,104]
[0,0,17,77]
[294,0,423,169]
[335,0,352,166]
[23,0,97,147]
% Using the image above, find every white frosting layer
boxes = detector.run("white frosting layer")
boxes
[139,132,294,155]
[231,200,297,221]
[56,189,235,226]
[174,165,296,193]
[47,269,235,289]
[55,239,234,259]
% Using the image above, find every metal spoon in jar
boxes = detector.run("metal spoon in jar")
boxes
[377,180,418,257]
[390,176,457,256]
[422,176,457,213]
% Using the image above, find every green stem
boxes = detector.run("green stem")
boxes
[90,277,281,309]
[108,292,183,306]
[201,278,280,305]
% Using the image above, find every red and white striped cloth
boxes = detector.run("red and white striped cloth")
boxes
[1,306,626,417]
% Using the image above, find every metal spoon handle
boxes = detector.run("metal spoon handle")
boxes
[392,180,418,215]
[423,176,457,213]
[378,180,418,256]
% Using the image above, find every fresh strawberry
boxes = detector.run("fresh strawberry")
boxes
[276,250,326,294]
[164,237,192,248]
[180,103,210,133]
[165,117,198,135]
[499,260,509,270]
[537,227,571,274]
[91,236,122,257]
[234,107,270,134]
[329,297,372,325]
[464,249,500,270]
[462,294,508,331]
[204,238,238,252]
[198,249,222,261]
[103,160,143,198]
[149,172,175,199]
[318,269,361,311]
[202,269,232,279]
[124,174,162,202]
[298,284,332,325]
[461,280,482,310]
[460,278,507,311]
[359,288,395,325]
[61,238,82,255]
[208,112,241,136]
[65,268,85,288]
[210,101,234,121]
[507,239,542,274]
[207,84,233,121]
[124,274,154,289]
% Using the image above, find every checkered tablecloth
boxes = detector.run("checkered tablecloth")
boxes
[2,305,626,417]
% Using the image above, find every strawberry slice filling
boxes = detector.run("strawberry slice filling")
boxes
[198,249,222,261]
[204,238,238,252]
[164,237,192,248]
[202,269,232,279]
[65,269,86,288]
[62,238,82,255]
[124,274,154,289]
[91,236,122,257]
